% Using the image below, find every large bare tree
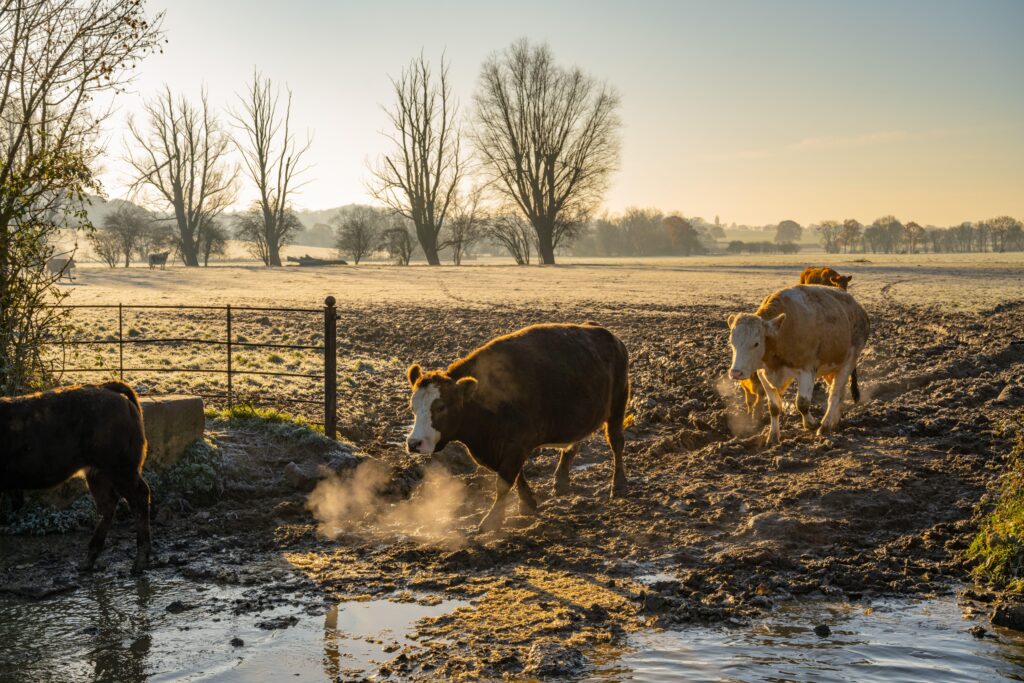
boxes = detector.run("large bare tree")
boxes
[472,39,621,264]
[368,53,463,266]
[231,71,311,266]
[0,0,162,392]
[126,87,237,266]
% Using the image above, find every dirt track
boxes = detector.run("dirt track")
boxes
[3,258,1024,680]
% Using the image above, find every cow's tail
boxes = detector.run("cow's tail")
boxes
[102,381,147,468]
[101,380,142,415]
[850,367,860,403]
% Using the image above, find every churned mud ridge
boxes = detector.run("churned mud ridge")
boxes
[5,297,1024,680]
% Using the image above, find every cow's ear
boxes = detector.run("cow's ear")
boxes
[727,313,738,328]
[841,275,852,285]
[407,364,422,387]
[457,376,478,398]
[765,313,786,337]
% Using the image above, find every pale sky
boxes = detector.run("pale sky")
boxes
[99,0,1024,226]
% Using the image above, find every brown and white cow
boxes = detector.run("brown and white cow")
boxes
[727,286,870,444]
[799,266,852,290]
[405,323,631,532]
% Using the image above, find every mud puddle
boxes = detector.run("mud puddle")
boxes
[0,571,467,683]
[590,595,1024,682]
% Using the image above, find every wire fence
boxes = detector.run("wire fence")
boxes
[48,297,339,439]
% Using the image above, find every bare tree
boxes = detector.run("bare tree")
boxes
[368,53,463,266]
[231,71,311,267]
[382,216,417,266]
[484,212,534,265]
[473,39,621,264]
[444,187,486,265]
[197,217,228,266]
[89,230,121,267]
[840,219,862,253]
[234,203,301,265]
[332,207,381,264]
[101,203,151,266]
[0,0,163,392]
[815,220,842,254]
[126,87,238,266]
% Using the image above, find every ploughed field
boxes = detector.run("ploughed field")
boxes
[4,253,1024,680]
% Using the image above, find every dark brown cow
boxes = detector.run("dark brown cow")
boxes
[405,323,630,531]
[0,381,151,571]
[799,266,852,290]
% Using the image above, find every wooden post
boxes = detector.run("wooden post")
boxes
[324,296,337,440]
[226,304,233,409]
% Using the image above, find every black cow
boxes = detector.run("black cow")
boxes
[0,382,151,571]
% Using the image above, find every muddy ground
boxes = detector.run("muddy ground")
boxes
[3,262,1024,680]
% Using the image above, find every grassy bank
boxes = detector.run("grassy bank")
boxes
[969,417,1024,593]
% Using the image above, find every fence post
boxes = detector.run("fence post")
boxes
[324,296,337,440]
[117,303,124,381]
[226,304,233,409]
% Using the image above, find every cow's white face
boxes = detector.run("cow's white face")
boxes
[405,364,478,455]
[728,313,784,380]
[407,383,442,454]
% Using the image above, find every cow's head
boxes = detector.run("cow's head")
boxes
[726,312,785,380]
[405,364,477,454]
[834,274,852,290]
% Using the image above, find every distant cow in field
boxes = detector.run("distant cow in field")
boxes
[46,257,75,282]
[405,322,631,531]
[148,252,169,269]
[727,286,870,444]
[799,266,852,290]
[0,381,152,571]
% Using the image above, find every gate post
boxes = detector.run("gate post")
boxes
[226,304,233,409]
[324,296,338,440]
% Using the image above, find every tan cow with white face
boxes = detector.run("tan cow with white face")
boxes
[727,285,870,444]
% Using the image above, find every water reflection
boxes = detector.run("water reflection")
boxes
[590,597,1024,683]
[88,577,154,683]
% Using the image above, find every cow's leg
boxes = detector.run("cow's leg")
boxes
[606,373,630,498]
[554,444,580,496]
[83,469,119,571]
[796,368,819,431]
[818,359,854,435]
[479,475,513,533]
[514,469,538,515]
[113,472,152,572]
[606,422,628,498]
[758,370,784,445]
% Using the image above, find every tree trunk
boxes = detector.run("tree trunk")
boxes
[268,240,282,267]
[416,223,441,266]
[179,231,200,267]
[535,222,556,265]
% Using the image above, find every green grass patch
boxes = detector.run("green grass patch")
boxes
[969,418,1024,593]
[206,404,328,445]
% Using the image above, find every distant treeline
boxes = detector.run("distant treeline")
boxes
[813,216,1024,254]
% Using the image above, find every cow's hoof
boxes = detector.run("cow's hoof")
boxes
[816,423,837,437]
[610,480,628,499]
[554,479,571,496]
[477,512,504,534]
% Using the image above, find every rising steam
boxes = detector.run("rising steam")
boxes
[306,460,468,549]
[715,374,759,437]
